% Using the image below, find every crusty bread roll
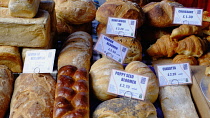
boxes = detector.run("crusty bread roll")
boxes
[8,0,41,18]
[172,54,198,65]
[175,35,209,57]
[57,31,93,71]
[55,0,96,24]
[0,0,9,7]
[170,25,200,40]
[160,85,199,118]
[89,57,124,101]
[0,46,22,73]
[9,73,56,118]
[125,61,159,103]
[96,0,145,28]
[147,35,178,60]
[106,0,148,7]
[0,65,14,118]
[93,97,157,118]
[54,65,89,118]
[143,0,183,27]
[198,52,210,66]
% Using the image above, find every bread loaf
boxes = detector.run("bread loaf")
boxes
[8,0,41,18]
[0,65,14,118]
[54,65,89,118]
[93,97,157,118]
[9,73,56,118]
[57,31,93,70]
[0,0,9,7]
[172,54,198,65]
[0,46,22,73]
[175,35,209,57]
[143,0,183,27]
[0,8,51,48]
[160,85,199,118]
[96,0,145,28]
[89,57,124,101]
[147,35,178,60]
[125,61,159,103]
[55,0,96,24]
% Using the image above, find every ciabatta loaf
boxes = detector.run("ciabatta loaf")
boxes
[0,65,14,118]
[9,73,56,118]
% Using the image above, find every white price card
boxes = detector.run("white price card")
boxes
[94,34,128,64]
[108,69,149,100]
[173,7,203,26]
[155,63,192,86]
[23,49,56,73]
[106,17,137,37]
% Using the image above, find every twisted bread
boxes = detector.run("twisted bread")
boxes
[54,65,89,118]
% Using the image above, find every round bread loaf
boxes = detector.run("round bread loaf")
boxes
[125,61,159,103]
[96,0,145,28]
[89,57,124,101]
[93,97,157,118]
[172,54,198,65]
[55,0,96,24]
[143,0,183,27]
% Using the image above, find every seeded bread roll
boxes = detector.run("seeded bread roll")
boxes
[0,65,14,118]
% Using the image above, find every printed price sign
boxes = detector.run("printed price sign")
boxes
[106,17,137,37]
[23,49,56,73]
[108,69,149,100]
[94,34,128,64]
[173,7,203,26]
[155,63,192,86]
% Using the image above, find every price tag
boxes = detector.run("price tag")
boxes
[23,49,56,73]
[173,7,203,26]
[106,17,137,37]
[94,34,128,64]
[108,69,149,100]
[155,63,192,86]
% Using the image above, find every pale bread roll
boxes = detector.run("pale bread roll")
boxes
[0,65,14,118]
[8,0,41,18]
[89,57,124,101]
[125,61,159,103]
[160,85,199,118]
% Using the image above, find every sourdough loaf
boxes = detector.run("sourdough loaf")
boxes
[160,85,199,118]
[125,61,159,103]
[9,73,56,118]
[93,97,157,118]
[57,31,93,71]
[143,0,183,27]
[89,57,124,101]
[54,65,89,118]
[55,0,96,24]
[0,8,51,48]
[8,0,41,18]
[0,65,14,118]
[0,46,22,73]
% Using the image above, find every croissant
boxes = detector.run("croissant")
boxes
[198,52,210,66]
[147,35,178,59]
[175,35,209,57]
[170,24,199,40]
[172,54,198,65]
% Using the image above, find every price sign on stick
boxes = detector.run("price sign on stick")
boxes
[173,7,203,26]
[108,69,149,100]
[155,63,192,86]
[106,17,137,37]
[94,34,128,64]
[23,49,56,73]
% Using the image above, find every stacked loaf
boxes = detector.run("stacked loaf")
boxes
[54,65,89,118]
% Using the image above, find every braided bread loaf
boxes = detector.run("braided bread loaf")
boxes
[53,65,89,118]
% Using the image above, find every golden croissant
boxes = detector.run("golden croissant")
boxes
[198,52,210,66]
[170,24,199,40]
[175,35,209,57]
[172,54,198,65]
[147,35,178,59]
